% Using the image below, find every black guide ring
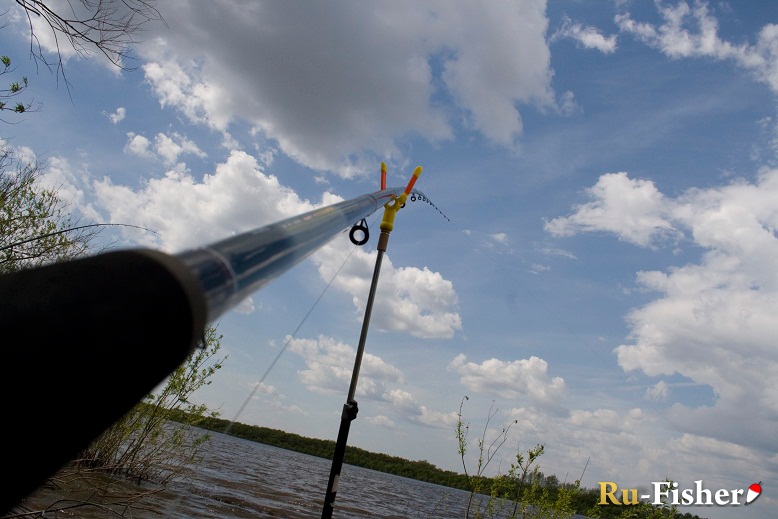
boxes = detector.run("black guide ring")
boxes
[410,194,416,202]
[349,219,369,246]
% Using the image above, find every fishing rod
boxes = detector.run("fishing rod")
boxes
[321,163,422,519]
[0,164,424,515]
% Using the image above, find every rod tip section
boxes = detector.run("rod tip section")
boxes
[381,165,423,233]
[380,162,387,190]
[404,166,422,195]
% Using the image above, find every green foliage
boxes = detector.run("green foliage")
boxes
[0,55,36,118]
[0,144,96,273]
[457,395,573,519]
[76,326,227,484]
[457,396,519,517]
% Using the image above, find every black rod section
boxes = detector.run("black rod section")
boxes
[321,229,390,518]
[0,186,419,515]
[0,249,207,515]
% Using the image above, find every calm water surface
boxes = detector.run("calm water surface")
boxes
[17,429,482,518]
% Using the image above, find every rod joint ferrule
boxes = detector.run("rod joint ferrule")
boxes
[341,400,359,421]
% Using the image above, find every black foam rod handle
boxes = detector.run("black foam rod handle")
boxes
[0,249,207,514]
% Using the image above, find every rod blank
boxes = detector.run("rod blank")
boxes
[177,187,409,322]
[0,185,417,514]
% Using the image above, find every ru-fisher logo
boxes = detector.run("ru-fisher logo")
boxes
[598,480,763,506]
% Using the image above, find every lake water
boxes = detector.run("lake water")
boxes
[15,430,589,518]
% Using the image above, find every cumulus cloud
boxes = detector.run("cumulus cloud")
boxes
[35,155,104,224]
[448,354,567,410]
[312,237,462,339]
[10,0,78,63]
[381,388,459,428]
[645,380,670,401]
[136,1,557,176]
[616,1,778,93]
[154,132,207,165]
[94,149,332,251]
[107,107,126,123]
[92,147,460,332]
[124,132,207,165]
[284,338,456,427]
[547,168,778,453]
[124,132,154,159]
[287,335,405,397]
[544,172,680,248]
[143,59,233,131]
[365,415,397,429]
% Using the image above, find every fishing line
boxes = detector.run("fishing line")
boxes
[406,190,451,221]
[224,213,382,433]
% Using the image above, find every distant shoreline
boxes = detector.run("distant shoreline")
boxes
[180,413,707,519]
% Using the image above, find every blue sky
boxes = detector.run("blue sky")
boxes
[3,1,777,516]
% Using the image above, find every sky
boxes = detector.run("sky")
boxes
[2,1,777,517]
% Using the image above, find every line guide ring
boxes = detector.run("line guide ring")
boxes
[349,219,369,246]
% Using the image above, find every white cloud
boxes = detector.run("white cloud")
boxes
[124,132,154,159]
[536,246,577,260]
[552,16,618,54]
[490,232,509,245]
[544,172,680,248]
[365,415,397,429]
[311,238,462,339]
[153,132,207,165]
[645,380,669,401]
[288,335,405,397]
[92,147,459,334]
[124,131,207,165]
[124,132,207,166]
[382,388,418,412]
[436,1,555,146]
[381,388,459,428]
[107,107,126,124]
[143,59,233,131]
[251,381,280,398]
[285,337,457,428]
[137,1,558,175]
[548,168,778,453]
[557,90,580,116]
[38,156,103,224]
[416,406,460,428]
[448,354,567,410]
[12,0,78,63]
[616,1,778,93]
[93,149,332,252]
[453,393,775,498]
